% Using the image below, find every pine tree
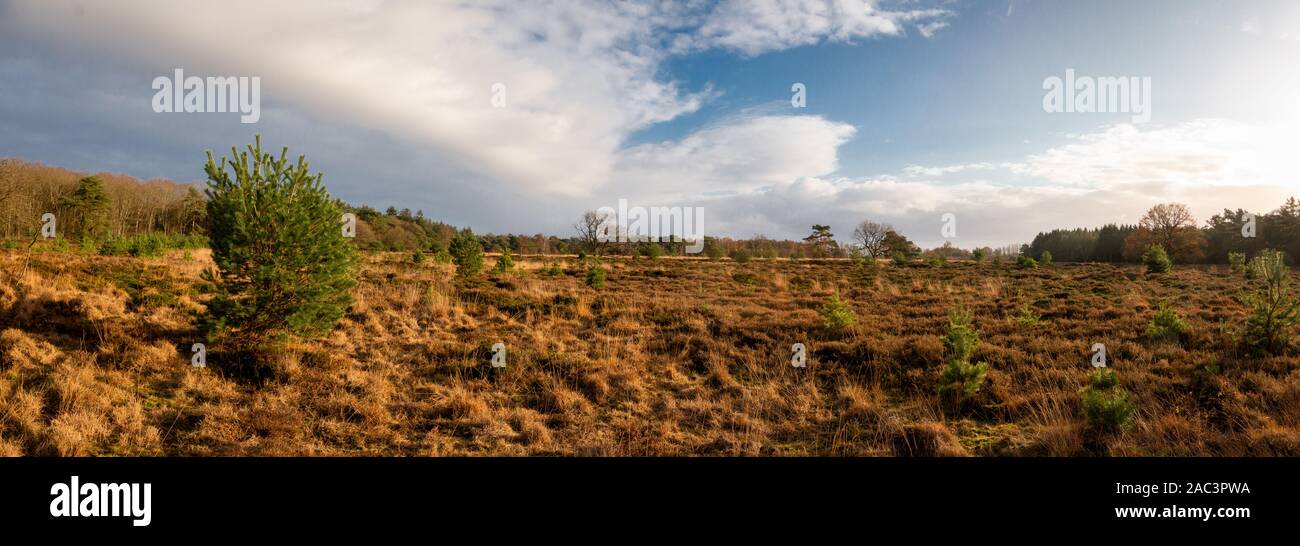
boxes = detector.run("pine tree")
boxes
[60,175,111,241]
[199,135,358,350]
[450,228,484,278]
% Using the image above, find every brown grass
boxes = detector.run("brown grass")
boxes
[1,249,1297,456]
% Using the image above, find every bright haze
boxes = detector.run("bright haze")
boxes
[1,0,1297,248]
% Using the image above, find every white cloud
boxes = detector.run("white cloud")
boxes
[1006,120,1295,192]
[916,21,950,39]
[683,0,953,56]
[612,114,856,198]
[902,162,997,177]
[1,0,952,199]
[691,119,1300,248]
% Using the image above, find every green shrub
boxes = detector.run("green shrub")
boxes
[938,305,988,403]
[1080,369,1136,433]
[1015,255,1038,270]
[430,243,453,264]
[493,248,515,273]
[1228,251,1247,274]
[128,233,166,257]
[412,250,425,264]
[891,252,911,267]
[99,237,131,256]
[972,248,986,263]
[585,264,606,289]
[640,243,664,260]
[1243,249,1299,355]
[732,272,759,286]
[729,249,752,263]
[449,229,484,278]
[1142,244,1172,273]
[541,261,563,276]
[1039,250,1053,266]
[1144,302,1187,344]
[703,241,725,261]
[198,135,359,349]
[100,233,208,257]
[818,292,857,331]
[1011,302,1040,328]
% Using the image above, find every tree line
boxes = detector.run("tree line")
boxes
[6,157,1297,264]
[1027,201,1300,264]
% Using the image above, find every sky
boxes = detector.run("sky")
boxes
[1,0,1298,248]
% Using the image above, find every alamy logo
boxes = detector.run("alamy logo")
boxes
[1043,69,1151,123]
[596,198,705,254]
[49,476,151,527]
[152,68,261,123]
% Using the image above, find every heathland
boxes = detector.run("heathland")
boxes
[1,248,1296,456]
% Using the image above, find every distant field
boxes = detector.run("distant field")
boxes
[0,249,1296,456]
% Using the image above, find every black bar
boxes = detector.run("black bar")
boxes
[1,457,1289,536]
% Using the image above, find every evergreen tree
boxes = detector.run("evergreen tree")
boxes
[199,135,359,349]
[61,175,111,240]
[450,228,484,277]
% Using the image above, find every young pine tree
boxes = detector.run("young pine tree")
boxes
[450,229,484,278]
[939,305,989,406]
[199,136,358,349]
[1243,250,1300,355]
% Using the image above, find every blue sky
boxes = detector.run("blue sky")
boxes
[1,0,1297,247]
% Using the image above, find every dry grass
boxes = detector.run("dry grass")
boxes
[1,249,1297,456]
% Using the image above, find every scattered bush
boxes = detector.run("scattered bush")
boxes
[493,248,515,274]
[412,250,425,264]
[729,249,752,263]
[1011,302,1040,327]
[1080,369,1136,433]
[99,232,207,257]
[891,252,911,267]
[1228,251,1247,274]
[938,305,989,404]
[972,248,986,263]
[541,261,563,276]
[585,264,606,289]
[1015,255,1038,270]
[1144,302,1187,344]
[1142,244,1172,273]
[1039,250,1053,266]
[703,241,725,261]
[640,243,664,260]
[818,292,857,331]
[427,242,453,264]
[732,272,759,286]
[1243,249,1299,355]
[98,238,130,256]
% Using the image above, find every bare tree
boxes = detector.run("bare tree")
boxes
[574,209,614,255]
[0,159,16,207]
[1139,203,1195,240]
[852,220,892,258]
